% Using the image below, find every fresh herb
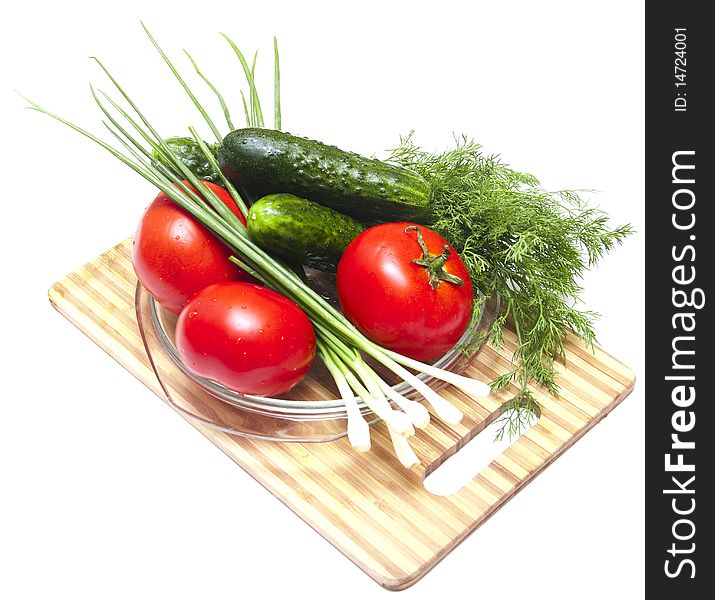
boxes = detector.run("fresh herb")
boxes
[387,135,634,437]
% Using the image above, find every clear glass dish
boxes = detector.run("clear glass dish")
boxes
[135,275,499,442]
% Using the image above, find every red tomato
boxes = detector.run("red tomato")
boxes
[175,282,316,396]
[337,223,473,361]
[132,180,249,314]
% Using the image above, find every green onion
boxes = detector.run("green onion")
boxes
[319,343,371,452]
[387,428,420,469]
[273,36,281,130]
[141,23,222,142]
[221,33,264,128]
[184,50,235,131]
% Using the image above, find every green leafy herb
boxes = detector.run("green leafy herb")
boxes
[387,134,634,436]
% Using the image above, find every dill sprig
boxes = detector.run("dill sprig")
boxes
[387,134,634,435]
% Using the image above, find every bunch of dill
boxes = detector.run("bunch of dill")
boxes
[386,134,634,437]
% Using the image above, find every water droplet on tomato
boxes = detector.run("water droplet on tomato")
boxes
[188,311,198,318]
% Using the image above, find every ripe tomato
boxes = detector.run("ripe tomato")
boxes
[175,282,317,396]
[132,180,249,314]
[337,223,473,361]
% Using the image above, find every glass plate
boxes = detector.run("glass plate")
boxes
[135,275,499,442]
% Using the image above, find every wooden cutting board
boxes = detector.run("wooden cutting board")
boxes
[48,239,635,590]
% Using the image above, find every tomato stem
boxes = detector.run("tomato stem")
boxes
[404,225,465,289]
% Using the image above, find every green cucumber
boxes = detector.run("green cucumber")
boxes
[154,137,221,183]
[218,128,433,222]
[247,193,364,272]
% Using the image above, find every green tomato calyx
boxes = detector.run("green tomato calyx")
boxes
[404,225,465,290]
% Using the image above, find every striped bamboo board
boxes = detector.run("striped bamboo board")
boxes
[48,239,635,590]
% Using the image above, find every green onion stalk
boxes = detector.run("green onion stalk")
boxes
[24,26,490,465]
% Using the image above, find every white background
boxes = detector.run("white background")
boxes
[1,1,645,598]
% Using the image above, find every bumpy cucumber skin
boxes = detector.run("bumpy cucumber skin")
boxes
[155,137,221,183]
[248,194,364,272]
[218,128,432,222]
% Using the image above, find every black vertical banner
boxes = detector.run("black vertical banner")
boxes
[646,3,712,595]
